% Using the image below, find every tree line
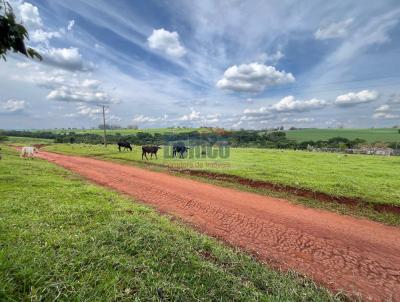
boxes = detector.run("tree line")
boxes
[3,129,398,150]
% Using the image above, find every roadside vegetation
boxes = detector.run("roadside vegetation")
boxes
[0,146,340,301]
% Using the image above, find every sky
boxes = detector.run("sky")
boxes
[1,0,400,130]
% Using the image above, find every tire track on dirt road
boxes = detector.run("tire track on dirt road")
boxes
[38,151,400,301]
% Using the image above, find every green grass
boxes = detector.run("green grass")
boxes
[286,128,400,143]
[45,144,400,207]
[0,146,340,301]
[4,136,53,144]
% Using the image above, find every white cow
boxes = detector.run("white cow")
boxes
[20,146,38,159]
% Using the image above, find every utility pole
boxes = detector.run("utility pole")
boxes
[97,104,108,147]
[102,105,107,147]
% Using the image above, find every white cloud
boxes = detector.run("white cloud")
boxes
[0,99,26,113]
[271,96,328,112]
[65,105,120,123]
[67,20,75,31]
[30,29,62,44]
[373,112,400,119]
[179,109,201,121]
[375,104,390,112]
[216,63,295,92]
[132,114,167,123]
[373,104,399,119]
[147,28,186,58]
[74,105,102,118]
[241,95,328,124]
[41,47,86,71]
[47,85,117,104]
[256,51,284,64]
[203,113,221,124]
[315,18,353,40]
[18,2,42,29]
[81,79,100,89]
[335,90,378,106]
[292,117,315,123]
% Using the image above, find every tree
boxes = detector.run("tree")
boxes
[0,1,42,61]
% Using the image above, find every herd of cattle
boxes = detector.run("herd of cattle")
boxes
[17,143,189,160]
[117,142,189,159]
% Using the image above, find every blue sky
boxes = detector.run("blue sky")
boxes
[1,0,400,129]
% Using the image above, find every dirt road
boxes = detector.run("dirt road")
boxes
[38,151,400,301]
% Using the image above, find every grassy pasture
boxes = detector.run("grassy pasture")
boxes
[5,136,53,144]
[45,144,400,206]
[0,145,338,301]
[286,128,400,143]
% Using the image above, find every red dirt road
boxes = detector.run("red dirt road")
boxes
[38,151,400,301]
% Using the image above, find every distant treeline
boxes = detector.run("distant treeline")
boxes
[1,129,398,149]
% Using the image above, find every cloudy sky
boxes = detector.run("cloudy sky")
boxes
[1,0,400,130]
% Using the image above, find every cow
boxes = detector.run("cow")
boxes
[20,146,37,159]
[142,145,161,160]
[173,145,190,158]
[117,141,132,152]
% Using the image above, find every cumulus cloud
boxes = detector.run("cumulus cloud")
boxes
[18,2,42,29]
[373,104,399,119]
[47,85,117,104]
[216,63,295,92]
[179,109,201,121]
[271,96,328,112]
[30,29,62,44]
[0,99,26,113]
[335,90,378,106]
[315,18,353,40]
[241,95,328,124]
[41,47,87,71]
[147,28,186,58]
[244,96,327,115]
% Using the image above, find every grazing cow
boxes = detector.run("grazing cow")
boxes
[142,145,161,160]
[20,146,37,159]
[173,145,190,158]
[117,142,132,152]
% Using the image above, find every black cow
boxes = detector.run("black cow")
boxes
[173,145,190,158]
[117,142,132,152]
[142,145,161,160]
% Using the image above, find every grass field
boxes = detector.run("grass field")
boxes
[0,145,339,301]
[44,144,400,206]
[5,136,53,144]
[286,128,400,143]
